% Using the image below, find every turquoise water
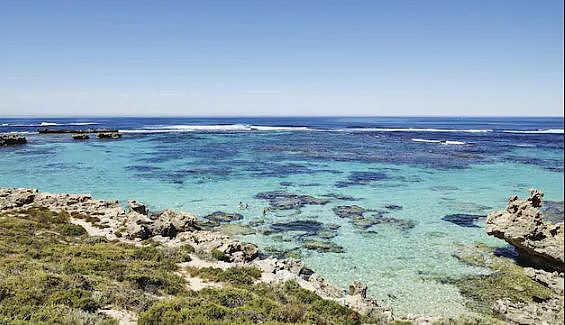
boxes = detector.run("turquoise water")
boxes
[1,117,563,316]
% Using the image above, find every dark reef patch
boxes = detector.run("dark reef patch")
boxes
[303,240,344,253]
[322,193,359,201]
[335,171,389,188]
[204,211,244,223]
[333,205,415,231]
[333,205,368,218]
[269,220,323,235]
[255,191,329,210]
[541,201,564,224]
[442,214,485,228]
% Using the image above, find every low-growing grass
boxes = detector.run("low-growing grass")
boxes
[0,207,370,324]
[187,266,262,286]
[0,208,188,323]
[139,281,363,325]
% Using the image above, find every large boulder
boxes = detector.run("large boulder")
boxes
[125,212,153,240]
[152,209,197,238]
[486,189,564,272]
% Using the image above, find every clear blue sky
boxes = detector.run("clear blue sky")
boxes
[1,0,563,116]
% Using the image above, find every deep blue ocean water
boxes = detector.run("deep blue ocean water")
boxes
[1,116,563,316]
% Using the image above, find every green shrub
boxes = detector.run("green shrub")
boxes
[0,209,187,323]
[211,248,228,261]
[187,266,262,286]
[59,223,87,236]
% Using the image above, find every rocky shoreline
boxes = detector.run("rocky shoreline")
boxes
[0,134,27,146]
[0,187,563,324]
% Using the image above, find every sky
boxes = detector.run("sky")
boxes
[0,0,563,116]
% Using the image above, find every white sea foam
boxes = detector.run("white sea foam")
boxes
[342,128,492,133]
[40,122,99,126]
[5,122,100,127]
[503,129,563,134]
[441,140,466,145]
[123,124,314,133]
[412,138,441,143]
[6,131,37,135]
[412,138,466,145]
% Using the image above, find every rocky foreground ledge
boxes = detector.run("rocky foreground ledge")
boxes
[0,187,399,324]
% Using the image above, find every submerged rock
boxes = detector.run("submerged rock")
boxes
[322,193,359,201]
[333,205,414,231]
[333,205,367,218]
[442,213,485,228]
[255,191,329,210]
[204,211,244,223]
[303,240,344,253]
[335,171,389,188]
[270,220,323,234]
[0,134,27,146]
[384,204,403,211]
[541,201,564,224]
[216,224,256,236]
[486,189,564,272]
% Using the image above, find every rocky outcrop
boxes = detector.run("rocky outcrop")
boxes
[153,209,198,238]
[486,189,564,272]
[125,211,154,240]
[127,200,147,215]
[97,132,121,139]
[0,134,27,146]
[493,296,564,325]
[72,134,90,140]
[0,188,36,209]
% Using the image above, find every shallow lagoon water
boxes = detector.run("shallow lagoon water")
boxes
[1,117,563,316]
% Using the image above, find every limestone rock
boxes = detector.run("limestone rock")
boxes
[348,281,368,298]
[242,243,258,261]
[493,296,564,325]
[125,212,153,240]
[0,188,37,210]
[152,209,197,238]
[524,268,564,294]
[127,200,147,215]
[486,189,564,272]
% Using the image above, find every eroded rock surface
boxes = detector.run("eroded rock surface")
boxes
[486,189,564,272]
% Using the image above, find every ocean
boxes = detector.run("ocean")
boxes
[1,116,563,316]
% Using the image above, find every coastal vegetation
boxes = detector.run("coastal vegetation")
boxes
[0,207,367,324]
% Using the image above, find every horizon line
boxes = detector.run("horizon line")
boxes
[1,114,564,119]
